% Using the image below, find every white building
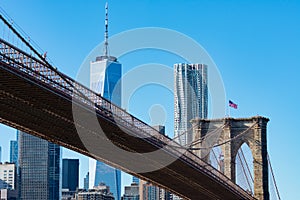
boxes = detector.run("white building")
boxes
[0,189,18,200]
[75,184,114,200]
[0,163,16,190]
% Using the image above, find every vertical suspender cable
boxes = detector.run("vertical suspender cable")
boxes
[237,151,253,194]
[211,148,221,170]
[240,148,254,183]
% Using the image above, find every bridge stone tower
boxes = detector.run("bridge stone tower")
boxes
[190,116,269,200]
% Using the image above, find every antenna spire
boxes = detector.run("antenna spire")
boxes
[104,2,109,57]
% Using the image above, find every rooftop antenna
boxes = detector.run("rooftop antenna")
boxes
[104,2,109,57]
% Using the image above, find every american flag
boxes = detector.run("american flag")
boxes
[229,100,238,109]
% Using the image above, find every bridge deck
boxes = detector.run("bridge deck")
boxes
[0,39,255,200]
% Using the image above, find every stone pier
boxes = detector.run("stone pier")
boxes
[190,116,270,200]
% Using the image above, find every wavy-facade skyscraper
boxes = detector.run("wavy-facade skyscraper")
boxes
[174,63,208,146]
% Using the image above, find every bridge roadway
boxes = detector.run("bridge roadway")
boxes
[0,38,255,200]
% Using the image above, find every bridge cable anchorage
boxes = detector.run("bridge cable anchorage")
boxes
[188,122,257,150]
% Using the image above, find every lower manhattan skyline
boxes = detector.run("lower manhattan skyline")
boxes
[0,0,300,199]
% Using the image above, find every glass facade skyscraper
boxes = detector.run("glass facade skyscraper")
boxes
[132,176,139,184]
[19,132,61,200]
[89,56,122,200]
[10,141,18,165]
[84,172,89,191]
[62,159,79,192]
[89,4,122,199]
[94,161,121,199]
[10,131,18,166]
[174,63,208,145]
[90,56,122,105]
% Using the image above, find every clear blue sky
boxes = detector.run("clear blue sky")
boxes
[1,0,300,199]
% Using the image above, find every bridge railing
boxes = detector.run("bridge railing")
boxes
[0,38,254,200]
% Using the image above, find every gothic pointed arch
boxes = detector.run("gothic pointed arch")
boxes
[191,116,270,200]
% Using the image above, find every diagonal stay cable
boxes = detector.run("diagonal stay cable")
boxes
[268,153,281,200]
[166,123,225,150]
[189,122,257,150]
[172,125,194,142]
[187,123,226,148]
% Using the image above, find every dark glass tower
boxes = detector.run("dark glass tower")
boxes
[19,132,61,200]
[10,141,18,164]
[83,172,89,191]
[10,131,19,166]
[62,159,79,191]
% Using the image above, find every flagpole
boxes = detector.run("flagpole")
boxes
[226,102,229,117]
